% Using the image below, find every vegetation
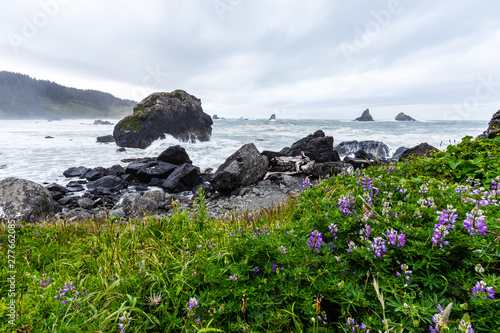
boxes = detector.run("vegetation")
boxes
[119,114,143,133]
[1,136,499,332]
[0,71,135,119]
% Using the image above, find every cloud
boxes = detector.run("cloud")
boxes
[1,0,499,120]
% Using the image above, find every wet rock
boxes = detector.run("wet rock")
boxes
[0,177,59,221]
[108,165,126,176]
[477,110,500,139]
[77,197,94,210]
[309,162,352,177]
[355,109,374,121]
[211,143,269,194]
[279,130,340,163]
[85,167,109,181]
[399,142,439,160]
[395,112,416,121]
[136,161,177,183]
[66,181,85,192]
[157,145,192,165]
[391,147,409,162]
[63,166,89,178]
[113,90,213,149]
[97,135,115,143]
[87,175,126,191]
[162,163,202,193]
[334,140,390,159]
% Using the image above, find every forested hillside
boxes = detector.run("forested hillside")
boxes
[0,71,136,119]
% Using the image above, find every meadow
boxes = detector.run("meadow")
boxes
[1,135,499,332]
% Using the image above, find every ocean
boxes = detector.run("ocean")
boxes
[0,118,489,185]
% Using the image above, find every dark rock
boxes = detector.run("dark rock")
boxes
[212,114,220,120]
[94,120,114,125]
[45,183,68,193]
[97,135,115,143]
[354,150,371,159]
[108,165,126,176]
[113,90,213,149]
[0,177,59,221]
[334,140,390,159]
[309,162,352,178]
[269,114,276,120]
[136,161,177,183]
[399,142,439,160]
[66,181,85,192]
[85,167,109,181]
[279,130,340,162]
[87,175,126,191]
[162,163,202,193]
[355,109,374,121]
[211,143,269,194]
[391,147,409,162]
[157,145,192,165]
[344,157,373,169]
[477,110,500,139]
[125,162,148,176]
[45,136,54,139]
[49,191,65,201]
[117,147,126,152]
[63,166,89,178]
[120,173,134,182]
[395,112,416,121]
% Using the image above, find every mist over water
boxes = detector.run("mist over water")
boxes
[0,118,488,185]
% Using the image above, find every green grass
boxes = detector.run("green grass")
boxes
[1,136,499,332]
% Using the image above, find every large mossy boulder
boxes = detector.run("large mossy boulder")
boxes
[113,90,213,149]
[477,110,500,139]
[0,177,59,221]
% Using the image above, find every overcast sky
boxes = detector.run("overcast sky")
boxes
[1,0,499,120]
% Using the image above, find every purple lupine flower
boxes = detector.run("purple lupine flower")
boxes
[248,214,254,222]
[116,311,131,333]
[429,305,445,333]
[40,277,51,289]
[386,229,406,247]
[471,281,495,300]
[251,266,261,278]
[368,237,387,258]
[346,317,368,332]
[308,230,323,253]
[272,262,283,273]
[338,194,356,215]
[328,223,338,241]
[359,224,371,238]
[229,274,238,281]
[458,318,475,333]
[278,245,287,254]
[463,207,488,236]
[431,224,450,249]
[437,205,458,229]
[187,297,200,311]
[302,179,312,188]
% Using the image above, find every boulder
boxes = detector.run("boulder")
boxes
[108,165,126,176]
[334,140,390,159]
[354,109,374,121]
[113,90,213,149]
[157,145,192,165]
[477,110,500,139]
[63,166,89,178]
[0,177,59,221]
[309,162,352,178]
[110,193,158,218]
[93,120,114,125]
[86,175,126,191]
[344,157,373,170]
[279,130,340,163]
[97,135,115,143]
[85,167,109,181]
[211,143,269,194]
[136,161,177,183]
[395,112,416,121]
[391,147,409,162]
[399,142,438,160]
[162,163,202,193]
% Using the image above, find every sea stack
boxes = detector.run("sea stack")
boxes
[269,114,276,121]
[354,109,374,121]
[395,112,416,121]
[477,110,500,139]
[113,90,213,149]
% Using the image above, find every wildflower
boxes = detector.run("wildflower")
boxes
[229,274,238,281]
[359,224,371,238]
[145,293,163,307]
[40,277,51,290]
[367,237,387,258]
[414,208,422,219]
[346,317,368,332]
[474,264,485,274]
[458,314,474,333]
[116,311,132,333]
[431,224,450,249]
[396,264,413,282]
[386,228,406,247]
[338,194,356,215]
[302,178,312,188]
[437,205,458,229]
[463,207,488,236]
[248,214,254,222]
[272,262,283,273]
[429,305,445,333]
[196,317,201,326]
[346,240,358,253]
[54,281,79,303]
[403,302,410,309]
[328,223,338,241]
[251,266,261,278]
[196,244,202,248]
[187,297,200,311]
[471,281,495,300]
[308,230,323,253]
[278,245,287,254]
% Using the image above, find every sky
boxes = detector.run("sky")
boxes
[1,0,499,120]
